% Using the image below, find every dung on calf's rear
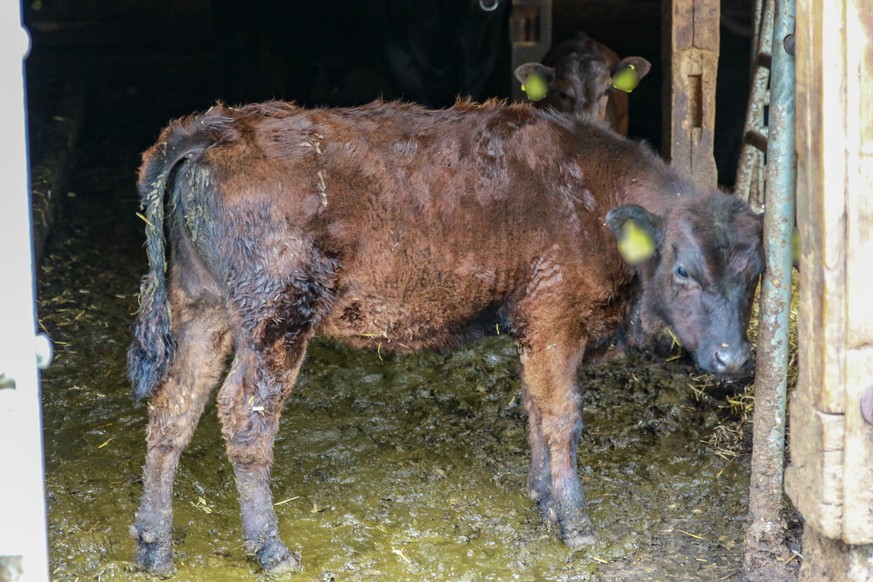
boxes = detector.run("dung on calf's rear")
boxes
[128,99,763,574]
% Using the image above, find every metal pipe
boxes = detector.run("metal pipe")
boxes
[743,0,796,576]
[0,2,51,580]
[735,0,775,210]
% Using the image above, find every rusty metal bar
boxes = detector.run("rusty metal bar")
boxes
[743,0,796,577]
[756,51,773,70]
[735,0,775,211]
[745,129,770,154]
[751,0,765,72]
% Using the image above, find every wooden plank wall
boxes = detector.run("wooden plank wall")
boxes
[661,0,719,189]
[784,0,873,551]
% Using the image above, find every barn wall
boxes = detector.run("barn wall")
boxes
[785,0,873,575]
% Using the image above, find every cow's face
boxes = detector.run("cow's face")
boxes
[515,57,651,119]
[547,59,612,117]
[607,194,765,378]
[515,60,610,117]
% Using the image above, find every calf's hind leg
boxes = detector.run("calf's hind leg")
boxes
[216,253,336,572]
[217,335,312,572]
[132,296,232,575]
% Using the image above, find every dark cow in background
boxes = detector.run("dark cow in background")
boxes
[364,0,511,108]
[515,32,651,135]
[128,99,763,574]
[211,0,511,108]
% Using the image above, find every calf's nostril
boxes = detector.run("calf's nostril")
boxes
[714,346,749,373]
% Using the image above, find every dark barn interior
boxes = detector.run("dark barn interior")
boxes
[26,0,752,183]
[25,1,785,580]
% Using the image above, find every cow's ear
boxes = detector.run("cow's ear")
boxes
[611,57,652,80]
[514,63,555,87]
[610,58,652,93]
[606,205,664,265]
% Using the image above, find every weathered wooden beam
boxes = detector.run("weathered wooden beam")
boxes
[784,0,873,577]
[661,0,719,189]
[841,0,873,546]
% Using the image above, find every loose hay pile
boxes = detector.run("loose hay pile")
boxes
[692,271,800,459]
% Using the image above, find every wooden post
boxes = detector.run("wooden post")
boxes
[510,0,552,103]
[784,0,873,577]
[661,0,720,189]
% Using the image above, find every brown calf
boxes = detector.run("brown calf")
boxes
[128,99,763,574]
[514,32,651,135]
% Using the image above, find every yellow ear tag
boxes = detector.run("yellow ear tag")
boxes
[791,228,801,265]
[617,219,655,265]
[521,72,548,102]
[613,64,640,93]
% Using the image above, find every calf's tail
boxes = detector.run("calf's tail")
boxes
[127,111,225,401]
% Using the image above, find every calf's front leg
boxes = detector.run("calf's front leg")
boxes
[520,341,595,548]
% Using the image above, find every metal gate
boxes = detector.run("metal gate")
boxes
[0,2,52,581]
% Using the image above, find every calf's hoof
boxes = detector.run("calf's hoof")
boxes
[559,515,596,549]
[561,526,596,548]
[130,524,175,576]
[254,540,302,573]
[534,497,596,547]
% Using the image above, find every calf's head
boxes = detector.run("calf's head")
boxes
[514,56,651,118]
[606,193,765,378]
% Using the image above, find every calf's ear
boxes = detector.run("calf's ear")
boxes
[514,63,555,86]
[612,57,652,81]
[606,205,664,265]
